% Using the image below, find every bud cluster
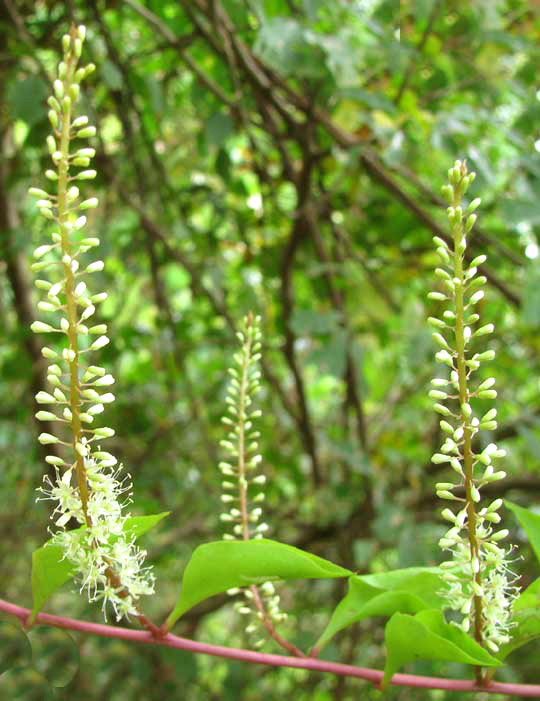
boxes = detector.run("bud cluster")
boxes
[29,26,154,621]
[219,314,287,643]
[428,161,517,652]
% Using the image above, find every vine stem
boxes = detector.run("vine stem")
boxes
[1,599,539,697]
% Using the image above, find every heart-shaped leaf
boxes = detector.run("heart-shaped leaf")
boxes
[165,538,351,629]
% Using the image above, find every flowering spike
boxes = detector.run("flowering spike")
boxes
[29,25,154,623]
[218,314,288,644]
[428,160,517,655]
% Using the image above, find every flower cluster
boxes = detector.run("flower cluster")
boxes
[428,160,517,652]
[29,25,154,621]
[219,314,287,640]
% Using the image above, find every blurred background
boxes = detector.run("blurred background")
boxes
[1,0,540,698]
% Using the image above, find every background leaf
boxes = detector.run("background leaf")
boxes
[506,501,540,563]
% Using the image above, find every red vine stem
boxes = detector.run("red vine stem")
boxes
[1,598,539,696]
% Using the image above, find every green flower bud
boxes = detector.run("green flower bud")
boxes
[465,214,477,232]
[48,110,59,129]
[474,350,495,362]
[474,323,494,337]
[478,389,497,399]
[469,254,486,267]
[53,79,64,99]
[38,433,60,445]
[429,390,448,400]
[31,321,56,334]
[76,126,96,138]
[441,184,454,203]
[428,291,447,301]
[93,427,115,438]
[80,197,98,209]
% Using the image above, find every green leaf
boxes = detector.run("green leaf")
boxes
[165,539,351,629]
[506,500,540,563]
[314,568,446,652]
[383,609,501,688]
[500,198,540,227]
[101,59,123,90]
[7,76,48,126]
[336,87,396,114]
[30,512,169,621]
[122,512,170,540]
[290,309,341,335]
[31,545,76,624]
[254,18,325,78]
[205,112,234,148]
[360,566,444,598]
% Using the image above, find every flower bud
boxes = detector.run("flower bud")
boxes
[465,214,477,232]
[429,390,447,400]
[475,350,495,362]
[34,245,54,259]
[478,389,497,399]
[35,411,58,421]
[53,80,64,99]
[93,427,115,438]
[77,126,96,138]
[469,254,486,267]
[31,321,56,334]
[86,260,105,273]
[428,291,447,301]
[474,323,494,337]
[90,336,110,351]
[469,290,484,305]
[38,433,60,445]
[80,198,98,209]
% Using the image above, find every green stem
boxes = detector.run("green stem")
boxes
[237,320,250,541]
[452,188,485,684]
[57,41,90,524]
